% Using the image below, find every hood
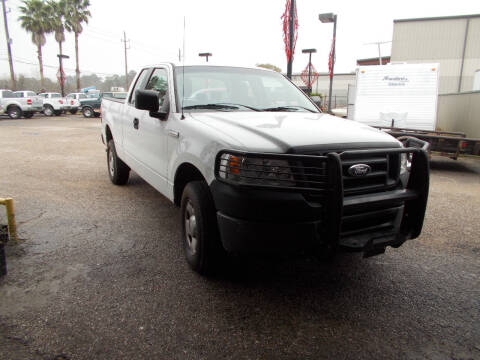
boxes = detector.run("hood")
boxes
[190,112,401,153]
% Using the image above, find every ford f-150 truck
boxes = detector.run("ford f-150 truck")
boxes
[1,89,43,118]
[38,92,66,116]
[101,64,430,275]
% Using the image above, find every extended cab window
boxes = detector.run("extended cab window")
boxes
[145,68,169,106]
[2,90,15,98]
[128,69,151,105]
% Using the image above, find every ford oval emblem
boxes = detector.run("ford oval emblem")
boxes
[348,164,371,177]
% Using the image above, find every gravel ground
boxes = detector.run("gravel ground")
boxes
[0,116,479,360]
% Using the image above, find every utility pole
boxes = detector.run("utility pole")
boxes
[2,0,15,90]
[364,41,391,65]
[286,0,295,79]
[122,31,130,90]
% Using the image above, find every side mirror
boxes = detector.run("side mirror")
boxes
[135,89,168,120]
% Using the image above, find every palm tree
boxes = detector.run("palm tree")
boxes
[47,0,67,57]
[18,0,52,88]
[64,0,91,91]
[47,0,67,95]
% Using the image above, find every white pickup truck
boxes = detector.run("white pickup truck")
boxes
[1,89,43,118]
[38,92,66,116]
[101,64,430,275]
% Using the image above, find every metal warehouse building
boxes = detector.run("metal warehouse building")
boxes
[391,14,480,94]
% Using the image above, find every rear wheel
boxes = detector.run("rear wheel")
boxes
[23,112,34,118]
[181,181,226,275]
[43,105,54,116]
[82,107,93,118]
[107,139,130,185]
[7,106,22,119]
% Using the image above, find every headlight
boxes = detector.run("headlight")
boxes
[218,153,295,187]
[400,153,412,186]
[400,153,411,175]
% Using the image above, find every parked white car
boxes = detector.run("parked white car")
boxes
[0,89,43,118]
[101,64,430,275]
[38,92,66,116]
[65,93,86,114]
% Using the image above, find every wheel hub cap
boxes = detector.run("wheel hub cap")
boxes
[108,150,114,176]
[184,201,198,255]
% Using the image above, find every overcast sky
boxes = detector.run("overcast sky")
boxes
[0,0,478,80]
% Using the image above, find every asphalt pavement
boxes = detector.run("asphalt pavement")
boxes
[0,116,479,360]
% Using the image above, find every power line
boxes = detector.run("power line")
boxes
[0,57,120,77]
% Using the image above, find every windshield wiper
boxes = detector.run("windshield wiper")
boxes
[182,104,239,110]
[214,103,261,111]
[262,106,316,113]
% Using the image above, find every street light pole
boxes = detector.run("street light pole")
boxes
[328,15,337,113]
[199,52,212,62]
[319,13,337,113]
[286,0,295,79]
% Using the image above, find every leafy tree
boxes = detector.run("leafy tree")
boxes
[256,63,282,72]
[18,0,52,88]
[64,0,91,90]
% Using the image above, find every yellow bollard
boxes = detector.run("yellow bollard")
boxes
[0,198,17,244]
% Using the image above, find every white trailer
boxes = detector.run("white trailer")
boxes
[350,63,440,130]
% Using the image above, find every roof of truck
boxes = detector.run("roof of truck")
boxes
[141,63,275,72]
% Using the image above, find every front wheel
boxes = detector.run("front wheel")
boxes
[82,107,93,118]
[107,139,130,185]
[43,105,54,116]
[181,181,226,275]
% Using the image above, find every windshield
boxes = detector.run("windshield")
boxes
[174,66,319,113]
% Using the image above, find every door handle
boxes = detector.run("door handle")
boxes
[133,118,139,129]
[168,130,179,138]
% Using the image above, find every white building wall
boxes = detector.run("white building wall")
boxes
[291,73,356,106]
[391,16,480,94]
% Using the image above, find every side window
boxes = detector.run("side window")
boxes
[128,69,151,105]
[145,68,169,106]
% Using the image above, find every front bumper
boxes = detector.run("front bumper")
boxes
[211,140,429,257]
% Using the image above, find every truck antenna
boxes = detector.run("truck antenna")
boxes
[181,16,186,120]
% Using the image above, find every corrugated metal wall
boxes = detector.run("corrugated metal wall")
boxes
[437,92,480,138]
[391,17,480,94]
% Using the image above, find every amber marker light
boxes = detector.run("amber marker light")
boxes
[228,155,241,174]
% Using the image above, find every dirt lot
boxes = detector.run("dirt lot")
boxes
[0,115,479,360]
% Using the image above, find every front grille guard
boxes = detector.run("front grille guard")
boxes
[214,137,430,250]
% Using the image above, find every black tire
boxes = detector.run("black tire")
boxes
[54,110,62,116]
[181,181,226,275]
[23,112,34,118]
[69,109,78,114]
[7,106,22,119]
[107,139,130,185]
[82,107,94,118]
[43,105,54,116]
